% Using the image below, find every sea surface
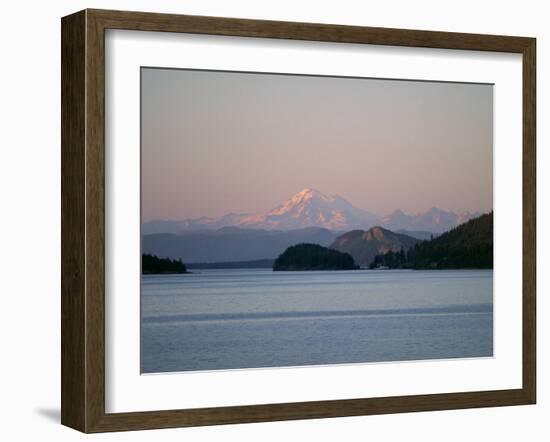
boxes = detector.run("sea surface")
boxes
[141,269,493,373]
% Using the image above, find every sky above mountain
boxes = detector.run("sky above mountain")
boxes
[142,68,493,221]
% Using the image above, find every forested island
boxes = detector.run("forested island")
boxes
[273,243,358,271]
[370,212,493,269]
[142,253,189,274]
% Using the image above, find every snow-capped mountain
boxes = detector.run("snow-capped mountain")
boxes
[234,188,381,230]
[142,188,483,235]
[143,188,381,234]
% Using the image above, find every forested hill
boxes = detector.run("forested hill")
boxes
[371,212,493,269]
[142,254,188,274]
[330,226,420,268]
[273,243,358,271]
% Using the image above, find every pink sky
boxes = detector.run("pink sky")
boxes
[141,68,493,221]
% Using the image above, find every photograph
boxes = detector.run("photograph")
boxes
[140,67,494,374]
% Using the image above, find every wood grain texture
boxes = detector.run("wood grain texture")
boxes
[89,8,532,52]
[61,8,537,433]
[522,38,536,403]
[90,389,532,433]
[61,10,86,432]
[84,9,107,433]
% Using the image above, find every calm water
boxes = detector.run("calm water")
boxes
[141,269,493,373]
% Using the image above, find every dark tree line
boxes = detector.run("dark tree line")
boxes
[186,259,274,270]
[369,212,493,270]
[369,248,408,269]
[273,243,358,271]
[142,253,188,274]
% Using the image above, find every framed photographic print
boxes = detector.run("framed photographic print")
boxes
[61,9,536,433]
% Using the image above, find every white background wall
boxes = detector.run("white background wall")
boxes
[0,0,546,440]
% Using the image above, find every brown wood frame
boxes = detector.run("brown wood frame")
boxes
[61,8,536,433]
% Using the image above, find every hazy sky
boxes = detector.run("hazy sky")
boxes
[141,68,493,221]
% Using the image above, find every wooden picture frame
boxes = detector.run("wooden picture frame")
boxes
[61,8,536,433]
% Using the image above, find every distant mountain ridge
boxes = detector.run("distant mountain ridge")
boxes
[383,208,480,234]
[142,188,483,235]
[143,188,380,233]
[330,227,421,268]
[142,226,339,263]
[186,259,274,269]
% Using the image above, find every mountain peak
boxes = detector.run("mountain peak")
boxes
[260,188,380,230]
[269,188,333,216]
[365,225,397,241]
[291,188,330,202]
[297,187,320,196]
[330,226,420,267]
[366,226,385,241]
